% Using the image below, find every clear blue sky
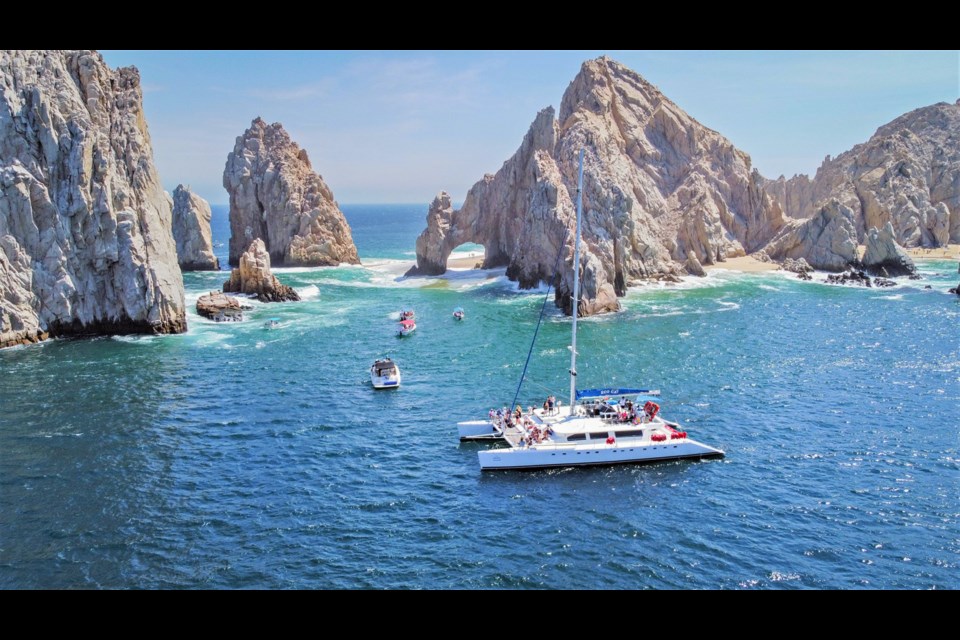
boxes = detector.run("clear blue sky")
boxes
[99,50,958,205]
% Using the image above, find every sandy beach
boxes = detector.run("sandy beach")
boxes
[901,244,960,261]
[447,251,485,269]
[703,255,781,273]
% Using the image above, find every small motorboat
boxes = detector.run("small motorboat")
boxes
[397,319,416,337]
[263,317,280,330]
[453,307,465,321]
[370,357,401,389]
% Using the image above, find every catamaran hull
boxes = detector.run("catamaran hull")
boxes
[478,439,724,470]
[458,420,502,440]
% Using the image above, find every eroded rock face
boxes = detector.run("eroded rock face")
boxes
[223,238,300,302]
[862,222,917,277]
[196,291,247,322]
[409,57,786,315]
[769,100,960,247]
[171,185,219,271]
[0,50,186,349]
[764,200,859,271]
[406,192,455,276]
[223,118,359,267]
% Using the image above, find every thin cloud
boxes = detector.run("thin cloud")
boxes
[211,78,337,102]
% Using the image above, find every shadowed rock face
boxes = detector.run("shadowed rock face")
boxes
[171,184,219,271]
[0,50,186,349]
[862,221,917,276]
[223,118,360,268]
[767,100,960,247]
[408,57,787,316]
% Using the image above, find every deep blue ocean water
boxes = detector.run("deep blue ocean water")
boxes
[1,203,957,589]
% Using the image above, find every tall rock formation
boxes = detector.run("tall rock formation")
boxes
[223,238,300,302]
[171,184,219,270]
[768,100,960,247]
[223,118,360,268]
[408,57,786,315]
[0,50,186,349]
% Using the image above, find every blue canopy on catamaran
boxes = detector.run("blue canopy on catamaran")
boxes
[575,387,661,400]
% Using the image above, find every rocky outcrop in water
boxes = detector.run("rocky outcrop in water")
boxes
[825,269,873,287]
[768,100,960,247]
[763,200,859,271]
[406,192,455,276]
[223,118,359,268]
[171,185,219,271]
[196,291,248,322]
[0,50,186,349]
[409,57,786,315]
[223,238,300,302]
[862,222,917,277]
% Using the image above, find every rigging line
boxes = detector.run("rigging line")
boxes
[521,377,566,399]
[509,229,570,412]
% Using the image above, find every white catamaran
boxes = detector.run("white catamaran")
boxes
[457,149,724,471]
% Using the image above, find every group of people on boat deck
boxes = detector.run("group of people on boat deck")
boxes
[591,397,660,424]
[520,421,553,446]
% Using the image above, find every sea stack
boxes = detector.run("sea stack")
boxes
[223,238,300,302]
[171,185,219,271]
[223,118,360,268]
[0,50,186,349]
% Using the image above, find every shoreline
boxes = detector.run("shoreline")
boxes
[901,244,960,261]
[403,245,957,277]
[703,245,960,276]
[703,255,780,273]
[447,252,485,269]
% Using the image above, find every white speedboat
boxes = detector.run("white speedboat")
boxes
[370,358,401,389]
[459,149,724,471]
[397,319,416,337]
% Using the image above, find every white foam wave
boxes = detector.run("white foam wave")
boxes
[298,284,320,300]
[110,334,161,344]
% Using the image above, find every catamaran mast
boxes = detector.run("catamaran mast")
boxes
[569,149,584,416]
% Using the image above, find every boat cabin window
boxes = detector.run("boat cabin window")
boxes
[615,430,641,438]
[567,433,586,441]
[589,432,611,440]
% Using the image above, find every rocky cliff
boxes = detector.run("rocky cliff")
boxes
[764,200,859,271]
[768,100,960,247]
[408,57,787,315]
[171,184,219,271]
[223,118,359,267]
[0,50,186,348]
[409,58,956,315]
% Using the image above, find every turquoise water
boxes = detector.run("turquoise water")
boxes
[1,204,957,589]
